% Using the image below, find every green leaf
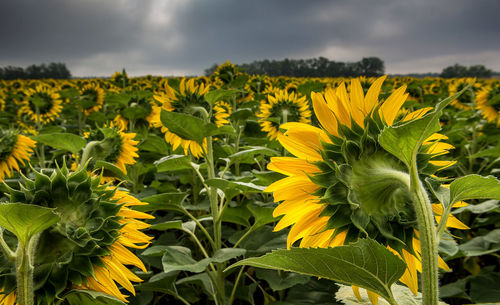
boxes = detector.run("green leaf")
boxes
[255,269,310,291]
[379,84,471,168]
[248,205,276,229]
[205,89,240,105]
[135,273,177,294]
[470,272,500,303]
[206,178,265,201]
[454,200,499,214]
[228,146,280,163]
[160,109,218,144]
[93,160,130,182]
[221,205,252,227]
[211,248,246,263]
[459,229,500,257]
[230,108,254,121]
[176,273,216,297]
[135,192,187,213]
[227,239,406,303]
[64,289,125,305]
[139,134,169,154]
[32,133,86,154]
[162,246,245,274]
[0,203,60,246]
[154,155,192,172]
[471,146,500,158]
[149,220,183,231]
[449,175,500,205]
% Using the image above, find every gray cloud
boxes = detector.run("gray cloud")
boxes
[1,0,499,76]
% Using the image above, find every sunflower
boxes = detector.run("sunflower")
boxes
[0,130,36,181]
[17,85,63,125]
[213,101,232,127]
[448,79,475,110]
[211,60,242,86]
[86,126,139,175]
[151,78,214,158]
[80,82,105,116]
[476,84,500,126]
[265,76,464,302]
[0,164,154,304]
[257,89,311,140]
[0,94,5,112]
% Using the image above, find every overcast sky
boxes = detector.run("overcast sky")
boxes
[1,0,499,77]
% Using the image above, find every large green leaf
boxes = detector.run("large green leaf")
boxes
[227,239,406,303]
[135,192,187,213]
[154,155,191,172]
[32,133,86,154]
[205,89,240,105]
[0,203,60,246]
[64,290,125,305]
[162,246,246,273]
[459,229,500,257]
[160,109,218,144]
[379,84,470,168]
[206,178,265,200]
[449,175,500,205]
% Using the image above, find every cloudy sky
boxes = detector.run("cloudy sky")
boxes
[1,0,499,77]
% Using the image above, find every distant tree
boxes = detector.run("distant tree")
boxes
[467,65,492,78]
[440,63,492,78]
[0,62,71,79]
[220,57,385,77]
[358,57,385,77]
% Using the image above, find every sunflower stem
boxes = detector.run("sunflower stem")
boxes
[16,234,39,305]
[205,135,226,304]
[409,158,439,305]
[0,228,15,262]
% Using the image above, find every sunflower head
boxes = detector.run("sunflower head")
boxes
[85,126,139,175]
[211,60,242,85]
[257,89,311,140]
[0,163,153,304]
[0,130,36,181]
[266,76,461,295]
[151,78,211,158]
[18,85,63,125]
[79,83,105,116]
[476,84,500,125]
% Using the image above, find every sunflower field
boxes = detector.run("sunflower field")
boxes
[1,62,500,305]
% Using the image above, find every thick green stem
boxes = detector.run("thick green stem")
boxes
[79,141,101,168]
[409,159,439,305]
[205,136,225,304]
[16,235,39,305]
[0,228,15,262]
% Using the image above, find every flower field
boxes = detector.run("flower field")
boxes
[1,63,500,305]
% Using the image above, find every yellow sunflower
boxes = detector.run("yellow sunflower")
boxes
[80,82,105,116]
[448,79,475,110]
[257,89,311,140]
[151,78,214,158]
[476,84,500,126]
[0,165,154,304]
[0,130,36,181]
[213,101,232,127]
[95,126,139,175]
[18,85,63,125]
[265,76,464,303]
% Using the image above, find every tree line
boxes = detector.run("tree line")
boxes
[440,64,492,78]
[0,63,71,80]
[205,57,385,77]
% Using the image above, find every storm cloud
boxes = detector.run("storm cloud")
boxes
[1,0,499,76]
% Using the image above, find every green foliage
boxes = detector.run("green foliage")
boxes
[228,239,406,304]
[0,203,60,246]
[32,133,86,154]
